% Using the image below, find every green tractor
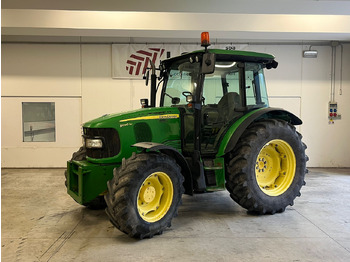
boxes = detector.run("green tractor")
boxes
[65,33,308,238]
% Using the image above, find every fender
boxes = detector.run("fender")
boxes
[132,142,193,195]
[216,107,302,157]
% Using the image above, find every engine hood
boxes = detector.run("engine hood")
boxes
[83,107,181,129]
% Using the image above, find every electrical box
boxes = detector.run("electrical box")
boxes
[328,102,341,124]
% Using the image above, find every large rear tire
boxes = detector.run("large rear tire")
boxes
[225,119,308,214]
[105,152,184,239]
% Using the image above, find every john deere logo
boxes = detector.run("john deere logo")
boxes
[126,48,165,76]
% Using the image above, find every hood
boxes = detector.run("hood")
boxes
[83,107,181,129]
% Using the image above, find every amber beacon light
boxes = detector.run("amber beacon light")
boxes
[201,32,210,47]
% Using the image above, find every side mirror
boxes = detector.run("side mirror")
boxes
[172,97,180,105]
[201,53,216,74]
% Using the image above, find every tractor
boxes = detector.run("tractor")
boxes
[65,32,308,239]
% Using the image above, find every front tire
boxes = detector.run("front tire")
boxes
[105,152,184,239]
[225,119,308,214]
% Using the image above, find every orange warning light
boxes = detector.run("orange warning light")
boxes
[201,32,210,47]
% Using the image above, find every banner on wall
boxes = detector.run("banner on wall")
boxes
[112,43,248,79]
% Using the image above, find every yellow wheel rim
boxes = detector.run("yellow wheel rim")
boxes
[255,139,296,196]
[137,172,173,223]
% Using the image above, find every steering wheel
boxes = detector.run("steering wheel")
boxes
[182,91,192,98]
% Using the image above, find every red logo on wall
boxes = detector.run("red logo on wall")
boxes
[126,48,165,76]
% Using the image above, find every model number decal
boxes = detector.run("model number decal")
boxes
[120,114,179,123]
[120,123,133,128]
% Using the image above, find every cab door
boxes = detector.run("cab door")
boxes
[200,62,242,155]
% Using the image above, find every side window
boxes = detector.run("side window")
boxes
[202,75,223,104]
[202,63,240,105]
[245,70,256,106]
[257,71,269,105]
[245,63,269,107]
[226,71,240,94]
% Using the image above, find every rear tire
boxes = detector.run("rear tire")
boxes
[105,152,184,239]
[225,119,308,214]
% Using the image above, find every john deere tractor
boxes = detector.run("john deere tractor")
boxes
[65,33,308,238]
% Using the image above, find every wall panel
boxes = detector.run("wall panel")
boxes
[301,45,350,167]
[1,44,81,97]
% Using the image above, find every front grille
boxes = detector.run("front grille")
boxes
[83,127,120,159]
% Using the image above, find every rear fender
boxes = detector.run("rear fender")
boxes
[217,108,302,157]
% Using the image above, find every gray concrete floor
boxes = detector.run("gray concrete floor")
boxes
[1,168,350,262]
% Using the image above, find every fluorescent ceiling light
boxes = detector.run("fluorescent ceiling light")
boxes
[215,62,236,68]
[303,50,318,58]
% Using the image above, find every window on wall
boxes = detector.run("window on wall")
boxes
[22,102,56,142]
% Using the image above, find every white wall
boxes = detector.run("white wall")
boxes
[2,44,81,97]
[1,44,82,167]
[300,45,350,167]
[2,43,350,167]
[81,45,148,122]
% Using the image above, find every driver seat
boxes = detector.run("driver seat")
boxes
[217,92,241,123]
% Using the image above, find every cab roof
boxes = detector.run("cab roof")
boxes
[162,49,276,66]
[206,49,275,60]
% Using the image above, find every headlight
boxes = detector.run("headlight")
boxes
[85,138,103,148]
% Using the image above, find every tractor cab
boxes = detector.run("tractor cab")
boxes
[159,48,277,157]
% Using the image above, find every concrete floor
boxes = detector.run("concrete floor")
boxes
[1,168,350,262]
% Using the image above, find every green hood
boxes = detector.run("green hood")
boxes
[84,107,181,128]
[83,107,182,164]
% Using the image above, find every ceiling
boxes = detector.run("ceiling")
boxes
[2,0,350,43]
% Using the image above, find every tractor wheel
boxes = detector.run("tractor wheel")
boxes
[65,146,106,210]
[105,152,184,239]
[225,119,308,214]
[71,146,87,161]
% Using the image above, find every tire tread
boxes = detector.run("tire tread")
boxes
[105,152,184,239]
[225,119,308,214]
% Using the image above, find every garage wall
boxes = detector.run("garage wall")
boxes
[301,45,350,167]
[1,44,82,167]
[2,43,350,167]
[81,44,148,123]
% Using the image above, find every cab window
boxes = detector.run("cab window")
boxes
[245,63,269,107]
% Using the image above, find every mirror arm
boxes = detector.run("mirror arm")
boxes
[149,60,157,107]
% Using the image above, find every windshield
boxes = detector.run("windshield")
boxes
[162,59,201,107]
[161,58,268,109]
